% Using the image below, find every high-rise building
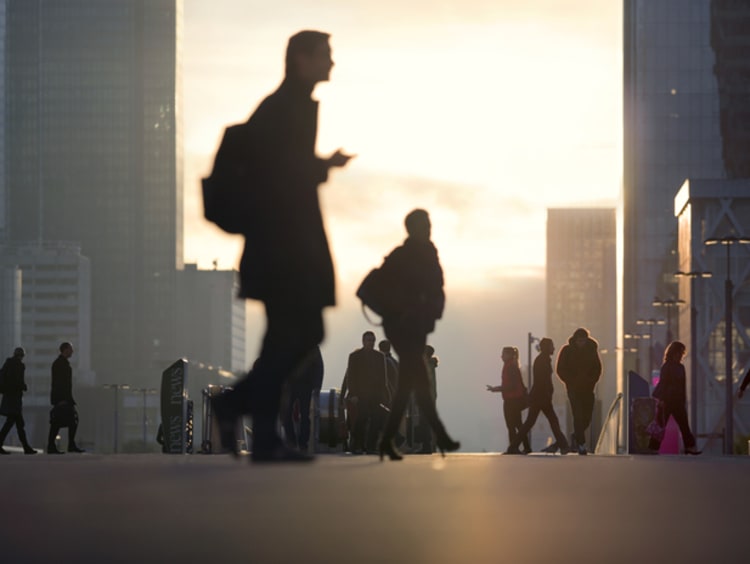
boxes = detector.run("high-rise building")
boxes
[546,208,617,449]
[623,0,727,358]
[177,264,245,374]
[4,1,184,386]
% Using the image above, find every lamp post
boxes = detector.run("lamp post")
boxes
[705,235,750,454]
[527,332,540,446]
[132,387,158,450]
[635,318,666,378]
[103,384,130,453]
[624,332,651,377]
[673,271,712,435]
[651,297,687,343]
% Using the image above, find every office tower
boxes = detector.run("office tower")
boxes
[177,264,245,374]
[546,208,617,449]
[4,1,184,386]
[623,0,727,351]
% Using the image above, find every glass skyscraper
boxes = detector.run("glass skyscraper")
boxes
[4,0,184,386]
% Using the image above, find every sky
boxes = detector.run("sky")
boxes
[181,0,623,452]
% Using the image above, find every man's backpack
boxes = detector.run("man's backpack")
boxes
[202,122,252,234]
[356,265,407,323]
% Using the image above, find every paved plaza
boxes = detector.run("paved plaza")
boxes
[2,452,748,563]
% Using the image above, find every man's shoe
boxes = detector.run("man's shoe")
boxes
[685,447,702,455]
[251,444,315,463]
[47,446,64,455]
[23,446,37,455]
[0,446,9,455]
[558,444,570,455]
[577,444,588,456]
[68,445,85,453]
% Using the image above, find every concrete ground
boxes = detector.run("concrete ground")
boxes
[1,451,748,564]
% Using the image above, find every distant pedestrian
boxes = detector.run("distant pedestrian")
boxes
[507,338,569,454]
[282,346,324,453]
[375,209,460,460]
[47,342,85,454]
[487,346,531,454]
[649,341,701,455]
[341,331,389,454]
[0,347,37,455]
[556,327,602,455]
[209,30,354,463]
[379,339,399,402]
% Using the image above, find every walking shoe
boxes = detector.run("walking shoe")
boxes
[47,446,64,454]
[23,446,37,455]
[577,444,588,456]
[685,447,702,455]
[68,444,85,453]
[0,446,9,455]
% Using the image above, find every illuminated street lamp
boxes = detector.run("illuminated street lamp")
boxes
[635,318,666,376]
[704,235,750,454]
[624,332,651,376]
[651,297,687,342]
[673,270,712,434]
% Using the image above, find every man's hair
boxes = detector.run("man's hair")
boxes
[362,331,376,340]
[378,340,391,353]
[285,30,330,77]
[59,341,73,353]
[405,209,429,236]
[13,347,25,357]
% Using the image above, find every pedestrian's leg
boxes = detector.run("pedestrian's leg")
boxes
[670,403,697,450]
[509,405,539,451]
[298,386,314,451]
[48,423,62,453]
[541,403,569,451]
[0,416,13,445]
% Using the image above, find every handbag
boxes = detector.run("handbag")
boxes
[356,266,407,322]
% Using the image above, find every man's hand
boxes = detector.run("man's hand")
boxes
[326,149,355,169]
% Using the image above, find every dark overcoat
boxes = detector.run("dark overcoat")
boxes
[379,237,445,334]
[51,354,75,406]
[556,336,602,391]
[236,78,335,308]
[0,356,27,416]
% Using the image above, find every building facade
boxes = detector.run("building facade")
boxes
[546,208,617,449]
[674,179,750,451]
[177,264,245,374]
[4,0,184,386]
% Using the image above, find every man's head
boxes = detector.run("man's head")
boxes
[13,347,25,358]
[285,30,333,84]
[378,340,391,354]
[59,342,74,358]
[424,345,435,358]
[405,209,431,241]
[572,328,589,348]
[362,331,376,350]
[539,338,554,356]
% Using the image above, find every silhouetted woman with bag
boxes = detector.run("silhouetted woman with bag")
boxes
[649,341,701,455]
[372,209,460,461]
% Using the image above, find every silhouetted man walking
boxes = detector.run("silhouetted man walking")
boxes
[48,342,85,454]
[556,328,601,455]
[213,30,353,462]
[342,331,388,454]
[0,347,37,454]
